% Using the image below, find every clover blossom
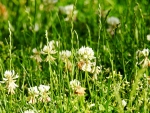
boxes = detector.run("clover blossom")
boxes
[59,4,78,21]
[27,85,51,104]
[60,50,72,61]
[107,16,120,26]
[59,50,72,71]
[24,109,35,113]
[28,86,39,104]
[0,70,18,94]
[70,79,86,96]
[30,48,42,62]
[136,48,150,68]
[77,46,95,60]
[147,34,150,41]
[70,79,81,90]
[107,16,120,35]
[41,40,58,62]
[38,85,51,102]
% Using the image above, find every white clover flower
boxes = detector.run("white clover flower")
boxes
[43,0,58,4]
[38,85,51,102]
[141,48,149,57]
[60,50,72,61]
[147,34,150,41]
[3,70,19,81]
[59,4,78,21]
[28,86,39,96]
[78,46,95,60]
[24,109,34,113]
[139,57,150,68]
[28,86,39,104]
[70,79,81,90]
[41,40,58,62]
[30,48,42,62]
[122,99,127,107]
[41,40,58,55]
[38,85,50,93]
[0,70,19,94]
[81,62,92,72]
[107,16,120,26]
[7,81,18,94]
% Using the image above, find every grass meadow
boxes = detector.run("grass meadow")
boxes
[0,0,150,112]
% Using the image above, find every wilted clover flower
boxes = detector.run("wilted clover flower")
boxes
[28,86,39,104]
[38,85,51,102]
[0,70,18,94]
[70,79,86,96]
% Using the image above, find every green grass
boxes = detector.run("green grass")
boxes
[0,0,150,112]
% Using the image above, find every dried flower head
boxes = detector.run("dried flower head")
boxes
[0,3,8,20]
[75,86,86,96]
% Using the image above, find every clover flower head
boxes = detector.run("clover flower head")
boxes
[74,86,86,96]
[38,85,50,93]
[59,4,78,21]
[122,99,127,107]
[28,86,39,96]
[41,40,58,55]
[38,85,51,102]
[141,48,149,57]
[78,46,95,60]
[81,62,92,72]
[28,86,39,104]
[30,48,42,62]
[0,70,19,94]
[24,109,35,113]
[107,16,120,26]
[70,79,81,90]
[60,50,72,61]
[43,0,58,4]
[147,34,150,41]
[3,70,18,81]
